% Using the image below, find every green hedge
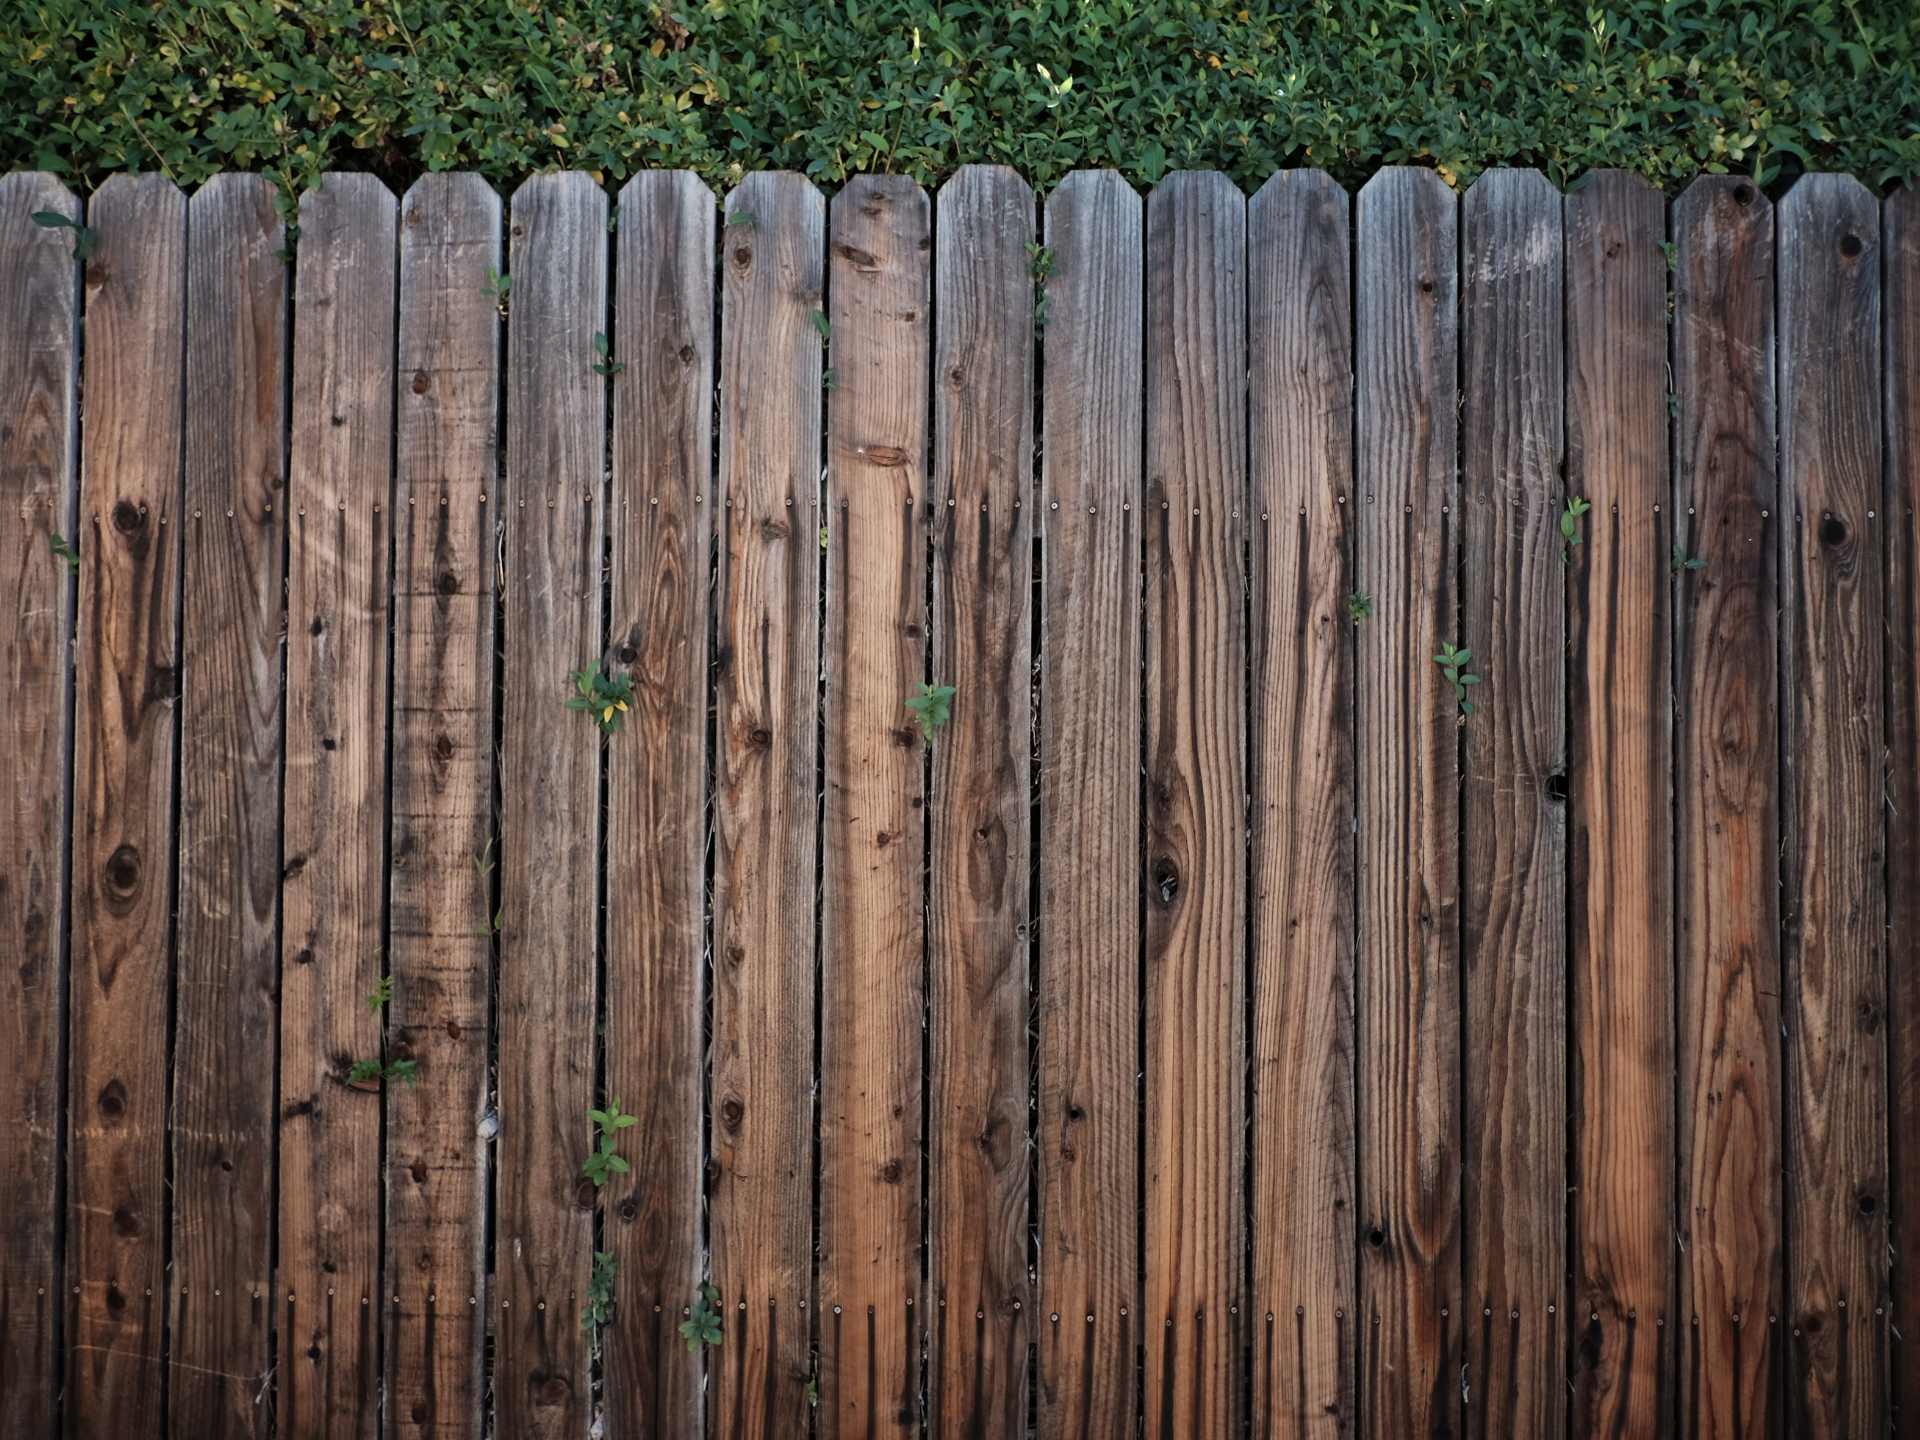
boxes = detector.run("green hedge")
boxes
[5,0,1920,208]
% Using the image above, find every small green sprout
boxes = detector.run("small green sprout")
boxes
[1434,641,1480,720]
[583,1097,639,1187]
[726,211,757,228]
[679,1282,723,1350]
[592,330,627,377]
[49,532,78,575]
[474,837,497,877]
[32,210,96,262]
[819,525,830,550]
[1671,542,1706,576]
[365,974,393,1013]
[566,664,636,735]
[1559,495,1591,562]
[1657,239,1679,273]
[904,682,956,742]
[482,266,510,316]
[582,1251,616,1338]
[1348,590,1372,625]
[822,366,839,391]
[473,907,502,938]
[1026,242,1057,281]
[811,309,831,346]
[346,1056,418,1089]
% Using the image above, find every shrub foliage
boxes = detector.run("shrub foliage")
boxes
[5,0,1919,204]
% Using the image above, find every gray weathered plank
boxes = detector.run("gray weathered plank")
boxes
[1458,167,1566,1440]
[1035,168,1143,1440]
[1354,165,1462,1440]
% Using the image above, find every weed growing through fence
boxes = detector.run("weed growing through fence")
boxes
[1671,542,1706,575]
[566,664,635,735]
[679,1282,723,1351]
[473,906,502,938]
[474,837,497,878]
[822,366,839,391]
[31,210,95,261]
[1348,590,1372,625]
[583,1097,638,1186]
[811,310,831,346]
[727,210,757,228]
[1559,495,1591,562]
[1028,241,1056,335]
[482,266,510,317]
[49,532,78,575]
[591,330,627,377]
[582,1251,616,1338]
[1434,642,1480,721]
[905,682,955,742]
[819,524,830,549]
[1658,238,1680,272]
[365,974,393,1013]
[348,962,418,1088]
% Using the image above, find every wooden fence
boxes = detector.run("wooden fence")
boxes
[0,160,1915,1439]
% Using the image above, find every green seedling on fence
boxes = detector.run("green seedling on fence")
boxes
[482,266,510,316]
[582,1251,616,1338]
[820,524,830,549]
[1434,641,1480,720]
[32,210,96,262]
[727,210,756,228]
[583,1097,638,1187]
[592,330,627,377]
[1658,239,1679,273]
[905,682,955,742]
[822,366,839,391]
[365,974,392,1013]
[1348,590,1372,625]
[347,1055,417,1088]
[566,664,635,735]
[679,1282,723,1351]
[1559,495,1591,562]
[1029,242,1056,334]
[1026,242,1056,281]
[473,906,502,938]
[1671,542,1706,575]
[474,837,496,878]
[49,532,78,574]
[811,309,831,346]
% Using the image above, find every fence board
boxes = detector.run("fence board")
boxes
[0,169,78,1440]
[1035,168,1143,1440]
[1672,172,1782,1440]
[605,168,714,1437]
[1777,173,1887,1437]
[818,171,930,1437]
[63,172,182,1440]
[172,172,286,1439]
[1247,166,1356,1440]
[1354,164,1462,1440]
[278,172,396,1440]
[1885,181,1920,1440]
[496,170,606,1439]
[710,170,824,1440]
[1458,168,1566,1438]
[386,171,500,1440]
[1565,169,1676,1436]
[927,163,1035,1440]
[1142,168,1247,1440]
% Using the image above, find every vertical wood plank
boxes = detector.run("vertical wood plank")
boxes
[711,171,823,1440]
[1672,172,1781,1440]
[928,163,1034,1440]
[172,172,287,1439]
[1776,173,1887,1437]
[1458,168,1566,1439]
[1247,167,1356,1440]
[1354,165,1462,1440]
[1035,168,1143,1440]
[605,168,713,1437]
[818,172,929,1436]
[279,172,396,1440]
[386,172,500,1440]
[1142,168,1247,1440]
[1884,181,1920,1440]
[496,170,606,1440]
[64,172,183,1440]
[1565,169,1677,1436]
[0,169,78,1440]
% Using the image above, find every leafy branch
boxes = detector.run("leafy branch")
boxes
[904,682,955,742]
[583,1097,638,1187]
[32,210,96,261]
[679,1282,723,1351]
[1434,641,1480,721]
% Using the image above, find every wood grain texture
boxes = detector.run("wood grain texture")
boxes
[172,172,286,1440]
[605,168,713,1438]
[1776,174,1887,1437]
[1247,167,1356,1440]
[818,172,929,1437]
[1457,168,1566,1440]
[1564,169,1676,1438]
[0,169,78,1440]
[1885,182,1920,1440]
[63,172,183,1440]
[1354,165,1461,1440]
[927,163,1034,1440]
[1142,169,1247,1440]
[385,172,499,1440]
[1672,173,1781,1440]
[710,171,823,1440]
[1034,168,1143,1440]
[279,172,396,1440]
[496,170,606,1440]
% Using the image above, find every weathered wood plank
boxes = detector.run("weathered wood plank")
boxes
[1564,168,1677,1437]
[1354,164,1462,1440]
[818,172,929,1436]
[172,172,287,1439]
[0,169,79,1440]
[1776,173,1887,1438]
[1142,168,1247,1440]
[1247,166,1356,1440]
[928,163,1034,1440]
[385,172,500,1440]
[710,171,823,1440]
[279,172,396,1440]
[1035,168,1143,1440]
[604,168,713,1437]
[1884,181,1920,1440]
[496,171,606,1439]
[63,172,183,1440]
[1458,168,1566,1439]
[1672,172,1782,1440]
